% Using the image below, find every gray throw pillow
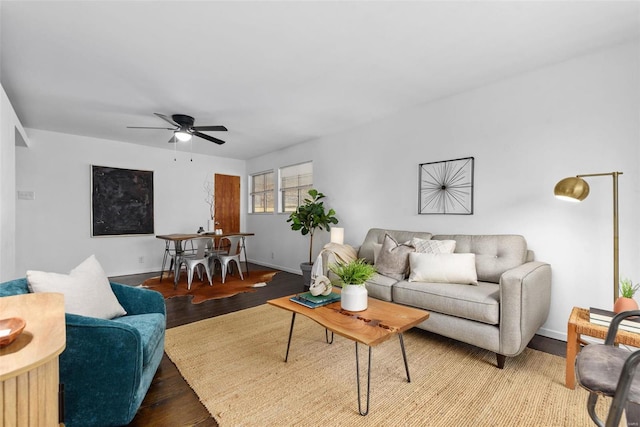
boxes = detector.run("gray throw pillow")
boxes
[375,234,415,281]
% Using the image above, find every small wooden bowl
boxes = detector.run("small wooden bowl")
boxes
[0,317,26,347]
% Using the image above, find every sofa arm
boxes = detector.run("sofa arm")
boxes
[499,261,552,356]
[61,313,146,425]
[110,282,166,316]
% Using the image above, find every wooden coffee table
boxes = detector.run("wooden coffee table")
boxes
[267,291,429,415]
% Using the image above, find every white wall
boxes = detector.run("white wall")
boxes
[15,129,246,277]
[246,41,640,340]
[0,84,29,281]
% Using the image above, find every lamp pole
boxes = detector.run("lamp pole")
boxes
[576,172,622,303]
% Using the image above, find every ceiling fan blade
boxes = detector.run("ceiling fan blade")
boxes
[127,126,175,130]
[192,125,228,132]
[154,113,178,126]
[193,131,225,145]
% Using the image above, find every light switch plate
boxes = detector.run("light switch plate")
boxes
[17,191,35,200]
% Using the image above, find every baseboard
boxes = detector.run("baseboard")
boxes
[537,326,567,342]
[246,259,301,275]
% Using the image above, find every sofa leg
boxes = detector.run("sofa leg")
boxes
[496,354,506,369]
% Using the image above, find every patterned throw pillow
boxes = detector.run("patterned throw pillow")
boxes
[411,237,456,254]
[375,234,415,280]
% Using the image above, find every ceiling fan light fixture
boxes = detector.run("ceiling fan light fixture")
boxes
[175,130,192,142]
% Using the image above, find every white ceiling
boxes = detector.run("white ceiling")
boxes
[1,1,638,160]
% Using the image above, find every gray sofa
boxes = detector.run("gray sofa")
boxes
[323,228,552,368]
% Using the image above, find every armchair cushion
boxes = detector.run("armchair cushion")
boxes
[112,313,165,366]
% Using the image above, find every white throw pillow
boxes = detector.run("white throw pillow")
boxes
[411,237,456,254]
[27,255,127,319]
[408,252,478,285]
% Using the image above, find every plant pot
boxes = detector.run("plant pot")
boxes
[300,262,313,288]
[341,284,368,312]
[614,297,639,313]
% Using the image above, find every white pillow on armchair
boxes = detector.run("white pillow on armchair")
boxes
[27,255,127,319]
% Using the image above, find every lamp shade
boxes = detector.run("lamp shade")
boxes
[554,177,590,202]
[330,227,344,245]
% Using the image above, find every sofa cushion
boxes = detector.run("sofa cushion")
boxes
[411,237,456,254]
[393,280,500,325]
[359,228,432,264]
[364,273,396,302]
[112,313,165,367]
[432,235,527,283]
[408,253,478,285]
[27,255,127,319]
[374,234,415,281]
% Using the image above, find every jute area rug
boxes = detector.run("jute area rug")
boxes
[140,270,277,304]
[165,304,616,427]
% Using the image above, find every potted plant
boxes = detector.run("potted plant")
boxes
[614,278,640,313]
[329,259,376,311]
[287,189,339,287]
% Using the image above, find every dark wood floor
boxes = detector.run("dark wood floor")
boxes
[110,263,569,427]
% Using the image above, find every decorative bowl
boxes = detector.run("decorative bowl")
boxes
[0,317,26,347]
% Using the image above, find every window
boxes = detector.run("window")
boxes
[280,162,313,212]
[250,171,275,213]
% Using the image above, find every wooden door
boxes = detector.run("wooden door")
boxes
[214,174,240,233]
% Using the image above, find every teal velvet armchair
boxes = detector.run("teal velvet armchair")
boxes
[0,278,166,427]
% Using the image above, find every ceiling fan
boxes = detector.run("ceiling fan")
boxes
[127,113,227,145]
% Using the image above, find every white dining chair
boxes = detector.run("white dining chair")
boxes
[211,235,245,283]
[176,237,213,290]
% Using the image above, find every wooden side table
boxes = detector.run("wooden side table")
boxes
[566,306,640,389]
[0,293,66,425]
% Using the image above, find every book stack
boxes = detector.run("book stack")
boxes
[290,292,341,309]
[589,307,640,333]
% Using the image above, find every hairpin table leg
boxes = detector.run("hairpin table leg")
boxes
[355,342,372,416]
[325,328,334,344]
[399,333,411,383]
[284,313,296,362]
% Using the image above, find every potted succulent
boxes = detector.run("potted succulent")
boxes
[329,259,376,311]
[614,278,640,313]
[287,189,339,287]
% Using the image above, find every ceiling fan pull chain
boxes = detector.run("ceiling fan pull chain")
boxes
[174,138,177,161]
[190,139,193,162]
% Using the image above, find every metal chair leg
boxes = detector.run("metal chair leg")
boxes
[587,393,604,427]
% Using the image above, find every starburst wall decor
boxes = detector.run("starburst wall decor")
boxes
[419,157,474,215]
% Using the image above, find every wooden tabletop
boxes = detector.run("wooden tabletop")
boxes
[0,293,66,380]
[156,232,254,241]
[268,290,429,347]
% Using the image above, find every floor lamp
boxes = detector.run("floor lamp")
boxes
[554,172,623,304]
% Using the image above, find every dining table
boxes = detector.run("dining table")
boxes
[156,232,255,285]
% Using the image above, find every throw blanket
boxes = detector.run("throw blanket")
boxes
[311,242,358,279]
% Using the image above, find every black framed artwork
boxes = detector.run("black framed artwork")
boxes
[91,165,154,236]
[419,157,474,215]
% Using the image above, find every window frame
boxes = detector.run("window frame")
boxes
[249,170,275,214]
[278,161,313,213]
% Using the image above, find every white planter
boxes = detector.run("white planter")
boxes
[341,285,368,311]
